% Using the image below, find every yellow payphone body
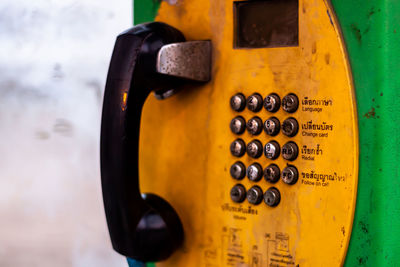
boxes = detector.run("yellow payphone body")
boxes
[136,0,358,265]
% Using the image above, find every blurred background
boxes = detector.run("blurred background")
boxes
[0,0,130,266]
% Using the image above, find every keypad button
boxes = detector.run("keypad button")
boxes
[247,140,263,159]
[230,161,246,180]
[247,116,263,135]
[282,93,299,113]
[230,116,246,134]
[264,93,281,113]
[282,166,299,185]
[264,141,280,159]
[230,93,246,111]
[264,164,280,183]
[246,163,263,181]
[282,141,299,161]
[282,117,299,137]
[230,139,246,157]
[246,93,263,112]
[230,184,246,203]
[264,117,280,136]
[264,187,281,207]
[247,186,263,205]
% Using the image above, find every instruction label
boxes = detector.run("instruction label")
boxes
[301,170,347,187]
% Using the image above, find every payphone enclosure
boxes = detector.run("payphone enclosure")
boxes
[136,0,358,266]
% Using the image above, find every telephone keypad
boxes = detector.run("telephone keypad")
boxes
[264,141,280,159]
[282,141,299,161]
[230,184,247,203]
[264,187,281,207]
[246,93,263,112]
[247,186,264,205]
[264,93,281,112]
[246,163,263,181]
[264,117,280,136]
[230,93,246,111]
[282,166,299,185]
[264,164,280,183]
[247,116,263,135]
[282,93,299,113]
[282,117,299,137]
[230,139,246,157]
[230,161,246,180]
[229,92,300,206]
[230,116,246,134]
[247,140,263,159]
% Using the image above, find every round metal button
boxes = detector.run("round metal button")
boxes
[246,93,263,112]
[264,141,280,159]
[230,93,246,112]
[247,140,263,159]
[282,166,299,185]
[282,141,299,161]
[264,117,280,136]
[246,163,263,181]
[230,139,246,157]
[230,184,246,203]
[247,116,263,135]
[230,161,246,180]
[247,186,263,205]
[264,164,280,183]
[281,117,299,137]
[230,116,246,135]
[264,93,281,112]
[264,187,281,207]
[282,93,299,113]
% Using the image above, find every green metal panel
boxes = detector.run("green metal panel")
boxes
[133,0,160,25]
[133,0,400,265]
[331,0,400,265]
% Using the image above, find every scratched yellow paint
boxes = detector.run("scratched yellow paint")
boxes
[139,0,358,266]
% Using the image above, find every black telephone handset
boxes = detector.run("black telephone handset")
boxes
[100,22,211,262]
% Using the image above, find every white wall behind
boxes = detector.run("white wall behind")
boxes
[0,0,130,266]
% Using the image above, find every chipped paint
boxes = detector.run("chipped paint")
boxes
[364,107,376,118]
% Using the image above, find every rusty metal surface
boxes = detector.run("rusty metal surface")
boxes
[156,41,212,82]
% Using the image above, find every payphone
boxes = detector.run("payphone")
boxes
[101,0,400,266]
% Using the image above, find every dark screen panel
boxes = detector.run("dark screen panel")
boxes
[234,0,299,48]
